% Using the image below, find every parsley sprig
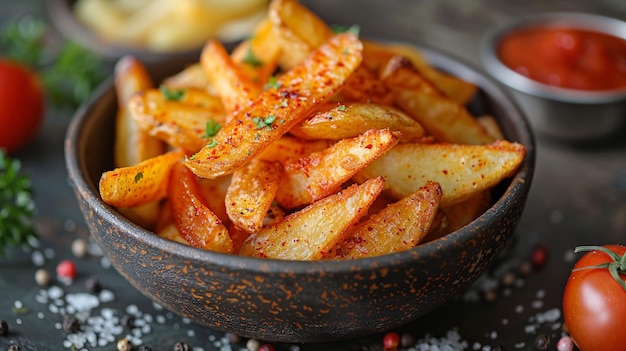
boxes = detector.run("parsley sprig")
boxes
[0,16,106,111]
[0,150,38,257]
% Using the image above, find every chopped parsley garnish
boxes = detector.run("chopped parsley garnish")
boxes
[0,149,38,256]
[207,139,218,148]
[264,75,282,90]
[202,119,222,138]
[159,85,186,101]
[253,115,277,129]
[331,24,361,37]
[242,47,263,68]
[338,104,347,111]
[134,172,143,183]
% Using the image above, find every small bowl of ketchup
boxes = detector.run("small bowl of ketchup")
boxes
[480,13,626,144]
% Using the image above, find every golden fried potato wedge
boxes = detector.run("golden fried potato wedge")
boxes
[197,175,232,225]
[289,102,426,142]
[268,0,333,70]
[100,150,184,208]
[354,140,526,206]
[114,55,165,168]
[256,136,331,164]
[162,63,211,91]
[424,190,492,242]
[168,162,234,253]
[331,181,442,259]
[381,55,494,145]
[228,201,285,252]
[339,65,395,105]
[184,32,363,179]
[239,177,384,260]
[129,88,227,153]
[201,39,262,116]
[157,223,190,245]
[113,59,164,230]
[363,41,478,106]
[276,128,400,209]
[231,18,282,85]
[226,159,283,233]
[477,115,505,140]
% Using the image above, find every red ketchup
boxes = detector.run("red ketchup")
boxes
[497,26,626,91]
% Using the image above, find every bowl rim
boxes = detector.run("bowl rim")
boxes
[65,42,535,274]
[480,12,626,104]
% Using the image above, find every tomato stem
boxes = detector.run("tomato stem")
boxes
[573,245,626,291]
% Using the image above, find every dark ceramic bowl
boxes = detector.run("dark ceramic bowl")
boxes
[480,13,626,143]
[65,44,535,343]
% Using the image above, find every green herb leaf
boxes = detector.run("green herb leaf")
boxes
[202,119,222,138]
[331,24,361,37]
[159,85,186,101]
[134,172,143,183]
[242,47,263,68]
[0,15,45,67]
[207,139,218,148]
[0,149,39,257]
[253,115,277,129]
[263,75,282,90]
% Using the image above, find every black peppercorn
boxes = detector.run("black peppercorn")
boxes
[534,334,550,350]
[120,314,136,329]
[62,314,81,333]
[138,345,153,351]
[226,332,242,344]
[85,276,102,293]
[0,320,8,336]
[491,346,506,351]
[399,333,417,348]
[174,341,191,351]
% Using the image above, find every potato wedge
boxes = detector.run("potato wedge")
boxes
[381,55,494,145]
[100,150,184,208]
[477,115,505,140]
[353,140,526,206]
[129,88,227,153]
[331,181,441,259]
[231,18,282,85]
[226,159,283,233]
[239,177,384,260]
[114,55,165,168]
[424,190,492,242]
[289,102,426,142]
[229,199,285,252]
[256,136,331,164]
[197,175,232,226]
[184,32,363,179]
[201,39,262,116]
[157,223,189,245]
[168,162,234,253]
[268,0,333,70]
[365,41,478,106]
[276,128,400,209]
[113,56,167,230]
[162,63,211,91]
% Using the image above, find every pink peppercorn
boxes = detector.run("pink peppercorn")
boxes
[56,260,77,280]
[258,344,275,351]
[383,331,400,351]
[557,336,574,351]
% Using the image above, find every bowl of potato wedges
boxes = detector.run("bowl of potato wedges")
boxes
[65,0,535,343]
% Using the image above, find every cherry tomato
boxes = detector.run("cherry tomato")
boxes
[0,59,44,155]
[562,245,626,351]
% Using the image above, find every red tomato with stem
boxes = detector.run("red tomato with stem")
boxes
[0,59,44,154]
[562,245,626,351]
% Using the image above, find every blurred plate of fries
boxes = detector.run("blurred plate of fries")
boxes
[47,0,268,63]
